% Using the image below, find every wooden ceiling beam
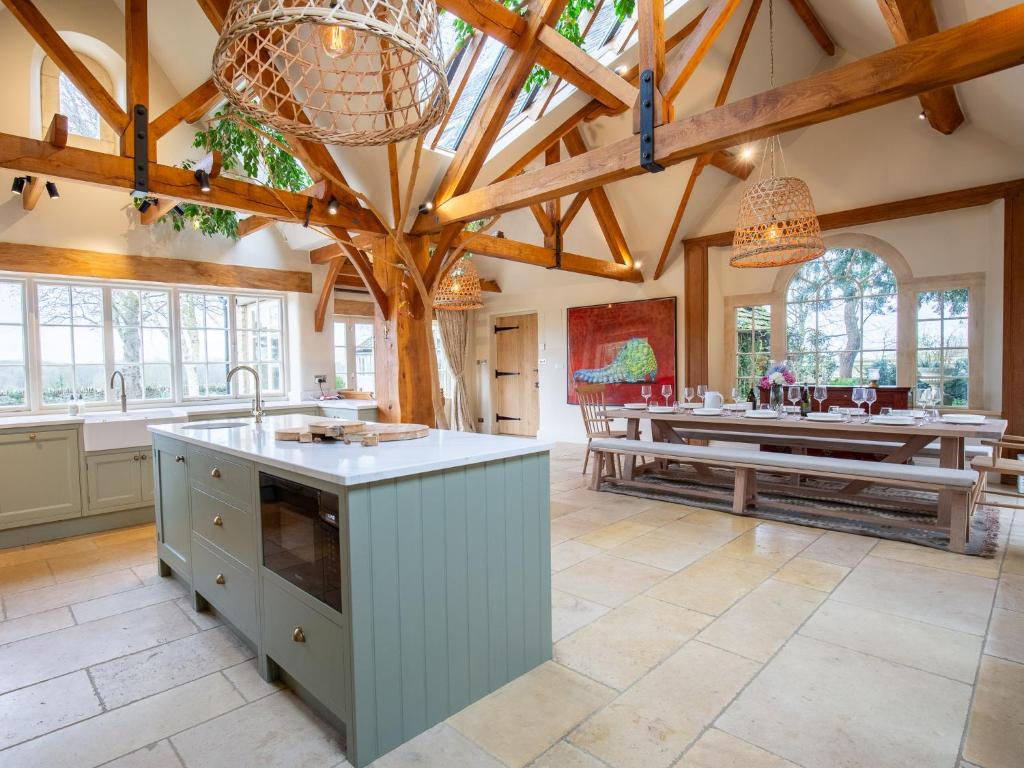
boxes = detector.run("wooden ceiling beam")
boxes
[707,148,754,180]
[122,0,148,155]
[535,26,638,110]
[2,0,129,132]
[326,227,389,313]
[480,279,501,293]
[786,0,835,56]
[45,114,68,148]
[21,176,45,211]
[432,6,1024,225]
[684,178,1024,248]
[441,231,643,282]
[195,0,229,29]
[149,79,222,147]
[877,0,964,134]
[237,216,274,237]
[436,0,526,47]
[316,257,347,332]
[636,0,668,125]
[660,0,742,102]
[0,131,386,233]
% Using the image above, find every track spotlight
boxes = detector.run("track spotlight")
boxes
[614,64,629,75]
[11,176,27,195]
[45,181,59,199]
[172,205,185,217]
[418,201,434,214]
[194,169,211,193]
[326,196,340,215]
[918,110,927,121]
[138,198,153,213]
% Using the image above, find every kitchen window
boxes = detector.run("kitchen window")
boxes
[37,283,106,404]
[179,292,231,399]
[333,317,375,392]
[917,288,970,407]
[0,280,28,409]
[235,295,285,396]
[112,288,173,401]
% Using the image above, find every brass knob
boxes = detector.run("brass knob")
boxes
[175,455,185,463]
[133,455,140,461]
[215,573,225,585]
[28,433,36,440]
[292,627,306,643]
[213,515,223,527]
[141,454,148,461]
[210,468,221,478]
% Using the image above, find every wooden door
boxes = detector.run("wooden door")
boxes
[493,313,539,436]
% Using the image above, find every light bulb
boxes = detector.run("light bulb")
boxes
[740,145,754,161]
[319,24,356,58]
[451,281,461,292]
[766,224,780,241]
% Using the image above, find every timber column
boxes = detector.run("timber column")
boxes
[372,236,436,426]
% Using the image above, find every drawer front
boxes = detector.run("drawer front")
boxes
[192,536,257,641]
[190,486,255,568]
[262,576,347,716]
[187,446,252,508]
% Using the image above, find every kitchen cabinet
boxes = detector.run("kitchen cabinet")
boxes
[0,428,81,530]
[85,449,151,514]
[152,435,190,578]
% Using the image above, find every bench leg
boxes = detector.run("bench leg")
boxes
[948,489,969,554]
[589,450,604,490]
[734,468,754,515]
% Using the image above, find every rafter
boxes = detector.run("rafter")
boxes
[432,6,1024,225]
[786,0,835,56]
[149,79,222,148]
[655,0,761,279]
[636,0,668,125]
[877,0,964,134]
[660,0,741,103]
[2,0,129,132]
[315,257,347,332]
[535,26,638,110]
[237,216,274,237]
[21,176,45,211]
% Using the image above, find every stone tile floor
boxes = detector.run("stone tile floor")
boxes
[0,442,1022,767]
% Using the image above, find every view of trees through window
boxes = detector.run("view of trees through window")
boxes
[0,281,27,407]
[112,289,173,400]
[786,249,897,386]
[917,288,969,406]
[59,72,100,139]
[735,305,771,395]
[38,284,105,403]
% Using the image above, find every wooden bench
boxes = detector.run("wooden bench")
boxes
[590,438,980,553]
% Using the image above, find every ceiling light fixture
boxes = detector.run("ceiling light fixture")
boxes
[918,110,927,120]
[326,196,340,216]
[194,169,211,193]
[615,64,629,75]
[418,201,434,214]
[45,181,59,199]
[138,198,153,213]
[10,176,27,195]
[212,0,449,146]
[740,145,755,161]
[434,257,483,310]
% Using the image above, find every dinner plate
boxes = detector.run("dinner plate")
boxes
[806,412,845,422]
[870,415,916,426]
[693,408,722,416]
[623,403,648,410]
[648,406,675,414]
[941,413,985,425]
[743,410,779,419]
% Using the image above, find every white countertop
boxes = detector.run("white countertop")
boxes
[149,414,552,486]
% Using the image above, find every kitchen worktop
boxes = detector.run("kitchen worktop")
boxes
[149,413,552,486]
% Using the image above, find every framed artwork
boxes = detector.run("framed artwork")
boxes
[566,297,677,405]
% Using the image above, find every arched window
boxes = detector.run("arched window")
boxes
[40,55,117,153]
[785,248,898,385]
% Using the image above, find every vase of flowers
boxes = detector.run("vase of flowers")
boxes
[759,361,796,414]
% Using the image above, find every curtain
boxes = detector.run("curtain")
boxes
[436,309,476,432]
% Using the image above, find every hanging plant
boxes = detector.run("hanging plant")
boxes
[137,106,313,239]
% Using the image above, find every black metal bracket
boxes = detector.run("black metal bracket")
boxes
[638,70,664,173]
[495,370,520,378]
[494,325,519,333]
[302,196,314,227]
[547,220,563,270]
[131,104,149,196]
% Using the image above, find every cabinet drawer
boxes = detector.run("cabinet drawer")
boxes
[262,575,347,716]
[187,446,252,508]
[192,535,257,642]
[190,486,255,568]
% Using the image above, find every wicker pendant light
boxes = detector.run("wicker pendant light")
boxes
[434,257,483,311]
[731,0,824,268]
[212,0,450,146]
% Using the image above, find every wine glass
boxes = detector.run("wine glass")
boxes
[852,387,866,421]
[661,384,673,408]
[697,384,707,401]
[730,387,741,403]
[813,384,827,412]
[683,386,695,404]
[864,388,877,417]
[641,384,652,409]
[787,385,801,417]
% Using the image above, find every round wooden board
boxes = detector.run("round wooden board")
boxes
[351,423,430,441]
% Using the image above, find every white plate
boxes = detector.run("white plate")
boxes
[677,402,703,409]
[744,410,780,419]
[723,403,752,411]
[892,409,927,418]
[870,415,916,426]
[806,412,845,422]
[693,408,722,416]
[623,403,648,410]
[648,406,675,414]
[942,414,985,425]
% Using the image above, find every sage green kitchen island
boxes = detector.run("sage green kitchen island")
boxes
[149,414,552,767]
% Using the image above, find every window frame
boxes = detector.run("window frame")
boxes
[732,304,771,396]
[333,316,376,393]
[0,277,29,412]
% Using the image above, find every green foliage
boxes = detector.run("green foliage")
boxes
[144,106,312,240]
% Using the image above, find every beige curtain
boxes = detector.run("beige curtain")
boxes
[436,309,475,432]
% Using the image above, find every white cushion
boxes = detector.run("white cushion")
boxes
[591,438,977,488]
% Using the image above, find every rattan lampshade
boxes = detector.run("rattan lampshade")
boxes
[212,0,449,146]
[731,174,825,268]
[434,258,483,310]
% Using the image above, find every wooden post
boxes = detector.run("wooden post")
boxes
[683,242,709,389]
[1003,192,1024,479]
[122,0,148,156]
[373,237,437,426]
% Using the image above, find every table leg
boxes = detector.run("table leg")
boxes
[937,436,966,544]
[624,417,640,480]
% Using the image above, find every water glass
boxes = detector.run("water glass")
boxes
[730,387,741,403]
[864,388,878,416]
[697,384,707,400]
[852,387,866,421]
[787,385,801,417]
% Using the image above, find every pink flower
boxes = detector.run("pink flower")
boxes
[783,370,796,384]
[759,375,771,390]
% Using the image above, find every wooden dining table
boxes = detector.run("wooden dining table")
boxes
[605,407,1008,522]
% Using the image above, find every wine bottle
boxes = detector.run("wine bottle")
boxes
[748,386,757,409]
[800,385,810,416]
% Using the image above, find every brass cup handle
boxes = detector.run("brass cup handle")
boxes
[292,627,306,643]
[215,573,226,585]
[213,515,223,527]
[210,468,221,478]
[175,455,185,463]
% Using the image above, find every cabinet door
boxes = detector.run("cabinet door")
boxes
[155,442,190,573]
[139,450,154,503]
[0,429,82,530]
[85,451,143,514]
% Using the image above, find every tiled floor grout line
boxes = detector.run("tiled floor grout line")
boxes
[84,665,108,712]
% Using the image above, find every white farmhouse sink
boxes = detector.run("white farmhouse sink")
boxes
[82,410,187,451]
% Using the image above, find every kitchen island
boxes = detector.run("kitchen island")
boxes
[148,414,552,768]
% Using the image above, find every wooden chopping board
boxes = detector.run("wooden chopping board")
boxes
[349,423,430,442]
[275,420,429,443]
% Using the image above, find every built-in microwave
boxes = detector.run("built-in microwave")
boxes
[259,472,342,613]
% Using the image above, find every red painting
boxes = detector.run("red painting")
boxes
[567,297,677,405]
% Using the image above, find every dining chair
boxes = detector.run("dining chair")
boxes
[576,383,628,475]
[971,434,1024,509]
